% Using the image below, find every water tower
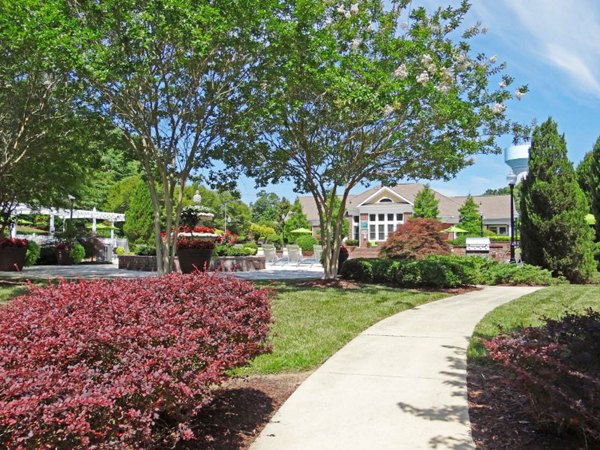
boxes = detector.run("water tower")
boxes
[504,143,530,182]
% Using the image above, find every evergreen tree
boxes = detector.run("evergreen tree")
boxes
[283,199,311,243]
[458,195,482,235]
[520,118,595,282]
[576,136,600,241]
[413,185,440,219]
[123,180,154,245]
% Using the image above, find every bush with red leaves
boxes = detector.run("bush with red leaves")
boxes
[379,218,450,260]
[0,238,27,248]
[0,273,271,449]
[485,310,600,444]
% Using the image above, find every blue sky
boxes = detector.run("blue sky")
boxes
[236,0,600,203]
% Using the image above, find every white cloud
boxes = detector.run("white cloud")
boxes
[474,0,600,99]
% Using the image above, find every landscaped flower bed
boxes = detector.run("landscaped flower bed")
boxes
[0,273,271,448]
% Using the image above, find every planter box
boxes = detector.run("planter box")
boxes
[56,249,74,266]
[118,255,158,272]
[177,248,213,273]
[0,247,26,272]
[211,256,266,272]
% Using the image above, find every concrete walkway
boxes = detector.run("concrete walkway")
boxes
[251,286,542,450]
[0,262,323,281]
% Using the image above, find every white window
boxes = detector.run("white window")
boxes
[366,210,406,241]
[379,197,393,203]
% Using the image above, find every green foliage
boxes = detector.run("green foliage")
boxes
[104,175,143,214]
[345,239,358,246]
[412,185,440,219]
[249,223,279,243]
[577,136,600,241]
[251,191,290,231]
[123,180,154,245]
[214,245,257,256]
[115,246,125,256]
[24,241,41,266]
[481,186,510,196]
[520,118,595,283]
[341,256,559,288]
[69,243,86,264]
[283,199,311,243]
[133,244,156,256]
[295,235,318,252]
[458,195,482,235]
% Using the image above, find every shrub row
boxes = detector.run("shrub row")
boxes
[485,310,600,445]
[340,255,559,288]
[0,273,271,448]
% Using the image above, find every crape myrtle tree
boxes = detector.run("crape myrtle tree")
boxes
[412,185,440,219]
[520,118,595,283]
[77,0,270,274]
[0,0,92,231]
[236,0,529,278]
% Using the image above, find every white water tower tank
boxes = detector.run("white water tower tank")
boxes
[504,143,530,181]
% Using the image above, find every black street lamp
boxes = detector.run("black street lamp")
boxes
[507,171,517,263]
[479,214,484,237]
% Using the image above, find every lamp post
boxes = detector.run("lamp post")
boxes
[68,194,75,220]
[479,214,484,237]
[507,171,517,263]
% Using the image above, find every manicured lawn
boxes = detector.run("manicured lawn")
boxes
[0,285,28,304]
[238,282,448,375]
[468,284,600,361]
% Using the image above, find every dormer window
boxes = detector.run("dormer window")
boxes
[379,197,393,203]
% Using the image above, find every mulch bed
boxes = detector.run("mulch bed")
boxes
[178,373,310,450]
[468,363,587,449]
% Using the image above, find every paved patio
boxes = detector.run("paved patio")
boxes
[0,262,324,281]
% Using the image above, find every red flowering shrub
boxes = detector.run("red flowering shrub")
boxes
[485,310,600,444]
[0,273,271,448]
[379,218,450,260]
[0,238,27,248]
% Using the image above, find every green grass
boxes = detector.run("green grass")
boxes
[469,284,600,362]
[0,285,28,304]
[239,281,448,375]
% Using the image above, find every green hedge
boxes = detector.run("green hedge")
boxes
[340,255,560,288]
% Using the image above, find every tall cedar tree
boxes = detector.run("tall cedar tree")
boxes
[380,218,450,259]
[520,119,595,283]
[283,198,311,243]
[458,195,482,235]
[123,179,154,245]
[412,185,440,219]
[576,136,600,241]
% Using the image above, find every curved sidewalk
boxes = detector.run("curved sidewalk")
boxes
[251,286,541,450]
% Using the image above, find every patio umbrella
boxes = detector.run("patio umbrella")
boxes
[442,225,468,240]
[290,228,313,234]
[442,226,468,233]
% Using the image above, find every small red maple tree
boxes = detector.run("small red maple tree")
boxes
[380,218,450,260]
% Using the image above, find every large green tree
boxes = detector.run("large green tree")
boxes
[458,195,482,235]
[250,191,290,231]
[520,118,595,283]
[412,185,440,219]
[283,198,311,243]
[576,136,600,241]
[77,0,270,273]
[238,0,529,278]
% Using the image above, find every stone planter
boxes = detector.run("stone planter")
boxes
[177,248,213,273]
[212,256,266,272]
[118,255,158,272]
[0,246,26,271]
[56,249,73,266]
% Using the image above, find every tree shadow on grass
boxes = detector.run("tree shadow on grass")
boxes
[177,388,274,450]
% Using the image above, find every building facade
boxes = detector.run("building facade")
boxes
[298,183,514,248]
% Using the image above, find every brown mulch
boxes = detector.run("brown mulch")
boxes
[468,363,587,449]
[178,372,310,450]
[298,278,361,289]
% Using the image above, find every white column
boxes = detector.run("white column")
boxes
[49,214,55,237]
[92,207,97,234]
[9,219,16,238]
[110,220,115,240]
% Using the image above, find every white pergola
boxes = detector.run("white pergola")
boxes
[11,204,125,239]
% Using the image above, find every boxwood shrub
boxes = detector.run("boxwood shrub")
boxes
[340,255,559,287]
[0,273,271,448]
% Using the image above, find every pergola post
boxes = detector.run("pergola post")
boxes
[92,207,97,235]
[49,214,55,237]
[110,220,115,240]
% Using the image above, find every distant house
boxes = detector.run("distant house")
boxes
[298,183,513,247]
